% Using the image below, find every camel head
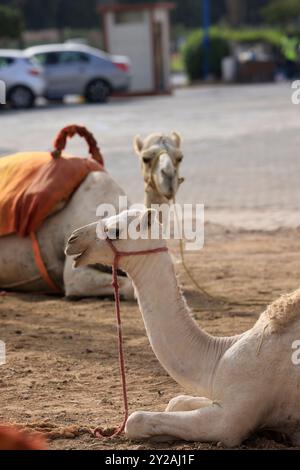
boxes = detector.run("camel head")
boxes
[65,209,166,269]
[133,133,185,205]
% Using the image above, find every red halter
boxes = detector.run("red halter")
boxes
[94,237,168,439]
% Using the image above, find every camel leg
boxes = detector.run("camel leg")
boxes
[165,396,212,412]
[63,257,134,299]
[126,403,255,447]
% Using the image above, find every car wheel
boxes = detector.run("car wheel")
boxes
[85,79,110,104]
[8,86,35,109]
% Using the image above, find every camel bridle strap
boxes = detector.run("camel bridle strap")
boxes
[144,149,184,199]
[94,237,168,439]
[144,149,166,194]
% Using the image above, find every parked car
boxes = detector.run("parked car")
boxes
[0,50,45,109]
[25,44,131,103]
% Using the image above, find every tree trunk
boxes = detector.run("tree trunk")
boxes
[226,0,247,26]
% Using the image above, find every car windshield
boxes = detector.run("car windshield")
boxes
[0,57,15,69]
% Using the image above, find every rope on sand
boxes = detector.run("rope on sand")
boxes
[13,422,93,441]
[172,199,230,305]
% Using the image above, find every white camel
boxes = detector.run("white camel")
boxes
[134,133,184,208]
[0,172,133,299]
[65,209,300,447]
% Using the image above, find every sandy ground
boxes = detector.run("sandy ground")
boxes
[1,224,300,450]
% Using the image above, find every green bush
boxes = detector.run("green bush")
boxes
[183,27,287,81]
[0,5,24,40]
[224,28,283,48]
[183,30,230,81]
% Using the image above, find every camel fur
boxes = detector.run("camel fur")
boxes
[65,209,300,447]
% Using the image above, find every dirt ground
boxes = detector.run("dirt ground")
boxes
[1,224,300,450]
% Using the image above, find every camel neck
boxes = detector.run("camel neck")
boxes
[124,251,233,396]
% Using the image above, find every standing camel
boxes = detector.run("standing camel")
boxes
[65,209,300,447]
[134,133,184,208]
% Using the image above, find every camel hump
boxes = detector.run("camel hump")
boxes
[264,289,300,333]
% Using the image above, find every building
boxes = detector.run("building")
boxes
[98,2,175,95]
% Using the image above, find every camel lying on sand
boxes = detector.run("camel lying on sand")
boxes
[0,132,184,298]
[65,209,300,446]
[0,172,133,299]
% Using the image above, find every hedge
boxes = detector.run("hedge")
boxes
[183,27,286,81]
[183,30,230,80]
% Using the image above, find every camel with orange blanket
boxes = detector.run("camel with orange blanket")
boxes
[0,125,133,299]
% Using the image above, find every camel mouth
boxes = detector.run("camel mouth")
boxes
[73,248,89,267]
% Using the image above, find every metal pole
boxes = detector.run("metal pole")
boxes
[203,0,210,80]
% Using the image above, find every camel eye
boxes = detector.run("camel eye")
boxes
[176,155,183,163]
[142,156,152,165]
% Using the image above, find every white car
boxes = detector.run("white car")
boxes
[25,44,131,103]
[0,50,45,109]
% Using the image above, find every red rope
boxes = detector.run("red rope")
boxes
[93,238,168,439]
[94,253,128,439]
[30,233,62,294]
[51,125,104,165]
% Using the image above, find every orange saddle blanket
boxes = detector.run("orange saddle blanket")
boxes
[0,125,104,238]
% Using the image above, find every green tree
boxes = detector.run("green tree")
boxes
[116,0,228,28]
[0,4,23,39]
[0,0,277,33]
[262,0,300,26]
[0,0,100,30]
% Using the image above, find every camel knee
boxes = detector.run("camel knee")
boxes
[213,415,249,448]
[125,411,148,440]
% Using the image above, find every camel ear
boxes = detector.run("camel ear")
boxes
[133,135,144,155]
[139,209,157,232]
[171,132,181,148]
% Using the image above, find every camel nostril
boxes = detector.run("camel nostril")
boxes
[161,169,173,180]
[68,235,79,244]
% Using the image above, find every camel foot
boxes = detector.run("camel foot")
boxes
[125,405,250,447]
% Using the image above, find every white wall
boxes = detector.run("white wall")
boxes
[106,11,154,92]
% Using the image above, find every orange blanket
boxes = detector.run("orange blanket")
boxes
[0,151,103,237]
